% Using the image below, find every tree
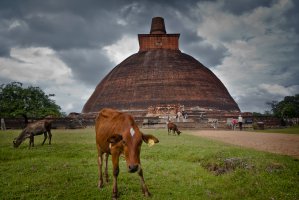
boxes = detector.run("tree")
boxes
[267,94,299,119]
[0,82,62,118]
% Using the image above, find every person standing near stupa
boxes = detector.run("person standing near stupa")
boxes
[238,115,243,131]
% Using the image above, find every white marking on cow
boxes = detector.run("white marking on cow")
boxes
[109,143,112,149]
[130,127,135,137]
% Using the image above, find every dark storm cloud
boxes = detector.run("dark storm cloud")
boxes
[1,0,298,113]
[0,3,122,51]
[181,34,228,67]
[0,44,10,57]
[0,0,217,55]
[221,0,273,15]
[0,0,171,52]
[57,49,113,86]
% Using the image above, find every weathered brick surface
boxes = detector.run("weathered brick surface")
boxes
[138,34,179,51]
[82,49,240,113]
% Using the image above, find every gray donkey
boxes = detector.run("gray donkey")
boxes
[13,119,52,148]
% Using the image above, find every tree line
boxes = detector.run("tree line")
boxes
[267,94,299,119]
[0,82,62,119]
[252,94,299,123]
[1,81,298,123]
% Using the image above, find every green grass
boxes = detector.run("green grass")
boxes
[256,125,299,134]
[0,128,298,200]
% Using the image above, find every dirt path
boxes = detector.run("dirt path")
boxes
[187,130,299,159]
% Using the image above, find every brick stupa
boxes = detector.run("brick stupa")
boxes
[82,17,240,114]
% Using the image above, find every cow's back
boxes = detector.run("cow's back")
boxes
[167,122,176,130]
[95,108,130,153]
[24,121,44,134]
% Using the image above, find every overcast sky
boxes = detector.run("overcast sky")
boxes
[0,0,298,114]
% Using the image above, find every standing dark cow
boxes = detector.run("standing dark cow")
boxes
[13,119,52,148]
[167,122,181,135]
[95,108,159,199]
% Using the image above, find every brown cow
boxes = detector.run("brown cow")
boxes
[167,122,181,135]
[13,119,52,148]
[95,108,159,199]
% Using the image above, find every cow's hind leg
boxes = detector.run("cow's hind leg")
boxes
[29,134,34,148]
[111,153,120,199]
[48,130,52,145]
[104,153,109,183]
[97,146,104,189]
[138,167,151,197]
[42,132,48,145]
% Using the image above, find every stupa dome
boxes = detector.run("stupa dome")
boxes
[82,17,240,113]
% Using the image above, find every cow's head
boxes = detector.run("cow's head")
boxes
[177,130,181,135]
[13,136,24,148]
[13,130,27,148]
[107,127,159,173]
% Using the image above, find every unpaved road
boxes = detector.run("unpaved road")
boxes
[187,130,299,159]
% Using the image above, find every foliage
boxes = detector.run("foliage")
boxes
[252,112,268,117]
[0,128,298,200]
[252,112,262,116]
[267,94,299,119]
[252,111,272,117]
[0,82,61,118]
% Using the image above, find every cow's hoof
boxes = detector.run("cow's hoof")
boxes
[98,185,104,190]
[144,191,151,197]
[98,181,104,189]
[105,176,109,183]
[112,193,118,200]
[142,188,151,197]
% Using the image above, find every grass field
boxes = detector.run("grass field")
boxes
[256,125,299,134]
[0,128,298,200]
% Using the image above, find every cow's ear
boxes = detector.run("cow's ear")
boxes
[107,134,123,144]
[142,134,159,146]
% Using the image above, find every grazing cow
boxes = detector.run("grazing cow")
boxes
[95,108,159,199]
[13,119,52,148]
[167,122,181,135]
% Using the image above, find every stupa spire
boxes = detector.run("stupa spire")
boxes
[150,17,166,34]
[138,17,180,51]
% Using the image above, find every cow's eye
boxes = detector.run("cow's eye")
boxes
[122,140,127,145]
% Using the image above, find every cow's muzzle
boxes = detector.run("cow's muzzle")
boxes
[13,140,18,148]
[128,164,139,173]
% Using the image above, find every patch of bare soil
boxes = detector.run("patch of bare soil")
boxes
[187,130,299,159]
[203,157,254,175]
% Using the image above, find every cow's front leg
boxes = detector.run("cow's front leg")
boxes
[48,130,52,145]
[97,147,104,189]
[138,167,151,197]
[111,154,120,200]
[42,132,47,145]
[29,134,34,148]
